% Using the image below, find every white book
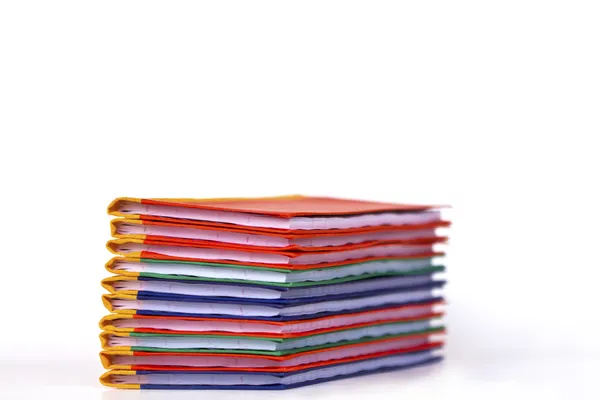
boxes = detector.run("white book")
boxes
[107,275,435,299]
[108,351,441,386]
[110,242,434,265]
[107,302,443,334]
[111,337,439,368]
[108,289,442,317]
[107,320,440,350]
[111,257,438,283]
[115,200,441,230]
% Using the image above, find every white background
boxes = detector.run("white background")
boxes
[1,1,599,399]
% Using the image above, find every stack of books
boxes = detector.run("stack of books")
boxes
[99,195,448,390]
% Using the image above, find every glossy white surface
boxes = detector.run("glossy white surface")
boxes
[2,355,598,399]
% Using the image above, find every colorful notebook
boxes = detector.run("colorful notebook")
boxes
[108,196,444,231]
[101,196,448,389]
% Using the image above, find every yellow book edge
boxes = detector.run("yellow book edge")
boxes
[100,370,138,389]
[107,195,304,216]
